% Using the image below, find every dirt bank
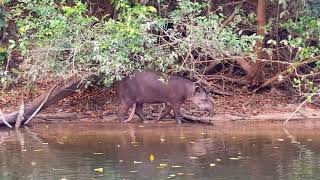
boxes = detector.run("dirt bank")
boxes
[1,84,319,125]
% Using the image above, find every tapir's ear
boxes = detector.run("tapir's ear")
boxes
[194,85,202,93]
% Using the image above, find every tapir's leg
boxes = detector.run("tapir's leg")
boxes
[156,103,171,122]
[171,103,182,124]
[117,100,134,123]
[135,103,147,122]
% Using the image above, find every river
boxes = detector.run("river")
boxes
[1,121,320,180]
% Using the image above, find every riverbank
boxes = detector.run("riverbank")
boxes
[1,83,319,125]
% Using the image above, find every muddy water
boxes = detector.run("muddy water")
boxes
[1,121,320,180]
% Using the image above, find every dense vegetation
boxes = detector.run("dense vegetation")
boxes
[0,0,319,98]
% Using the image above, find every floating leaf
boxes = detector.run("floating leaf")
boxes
[94,168,104,173]
[149,154,155,162]
[94,152,104,155]
[229,157,240,160]
[159,163,168,167]
[172,165,182,168]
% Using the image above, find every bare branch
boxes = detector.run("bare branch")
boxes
[0,110,12,128]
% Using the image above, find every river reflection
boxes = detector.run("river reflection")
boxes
[1,121,320,180]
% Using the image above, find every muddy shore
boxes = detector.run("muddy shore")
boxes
[1,84,319,125]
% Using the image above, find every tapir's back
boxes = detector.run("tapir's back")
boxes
[117,70,194,103]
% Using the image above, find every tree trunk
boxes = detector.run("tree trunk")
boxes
[237,0,266,87]
[0,75,96,126]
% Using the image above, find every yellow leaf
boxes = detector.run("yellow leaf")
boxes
[94,168,104,173]
[159,163,168,167]
[149,154,155,162]
[0,47,6,53]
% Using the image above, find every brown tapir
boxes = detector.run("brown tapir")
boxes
[116,70,214,124]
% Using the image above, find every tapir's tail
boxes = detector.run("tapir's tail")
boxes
[124,103,136,123]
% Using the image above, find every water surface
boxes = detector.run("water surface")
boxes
[1,121,320,180]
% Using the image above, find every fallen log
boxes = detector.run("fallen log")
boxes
[0,75,95,126]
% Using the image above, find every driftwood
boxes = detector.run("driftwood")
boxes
[0,75,95,126]
[0,110,12,128]
[24,84,58,125]
[15,101,25,128]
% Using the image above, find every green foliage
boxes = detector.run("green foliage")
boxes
[164,0,260,71]
[9,0,258,86]
[280,16,320,94]
[0,6,8,63]
[10,0,173,85]
[305,0,320,17]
